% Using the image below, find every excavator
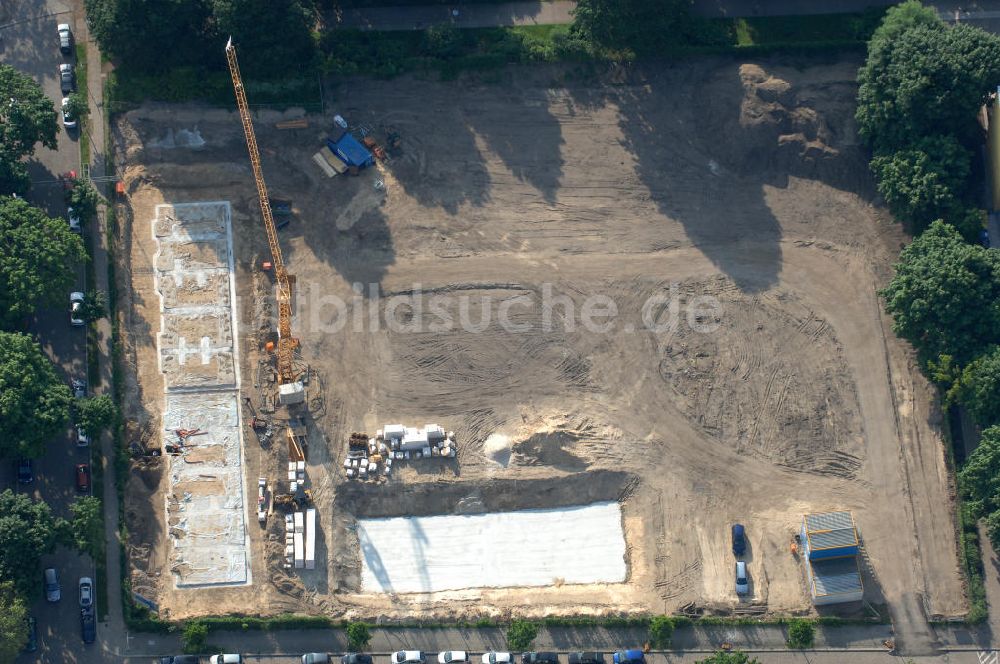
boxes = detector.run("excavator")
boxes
[225,38,305,405]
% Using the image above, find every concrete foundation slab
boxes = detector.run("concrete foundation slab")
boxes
[153,201,251,588]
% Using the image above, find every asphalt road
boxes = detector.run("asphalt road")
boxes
[0,0,102,661]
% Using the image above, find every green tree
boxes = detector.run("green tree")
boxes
[182,621,208,654]
[958,425,1000,515]
[0,332,73,458]
[869,135,971,234]
[77,394,118,437]
[66,179,100,222]
[506,619,538,651]
[785,618,815,649]
[880,221,1000,366]
[648,615,675,648]
[80,290,108,323]
[0,490,64,596]
[857,13,1000,151]
[64,92,90,125]
[958,347,1000,426]
[69,496,104,559]
[345,621,371,651]
[85,0,213,73]
[984,509,1000,550]
[0,582,28,661]
[0,196,87,328]
[212,0,317,78]
[695,651,761,664]
[571,0,697,53]
[0,65,59,195]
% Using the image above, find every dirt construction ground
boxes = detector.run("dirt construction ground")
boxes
[114,55,965,637]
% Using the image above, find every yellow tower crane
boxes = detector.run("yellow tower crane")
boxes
[225,38,305,405]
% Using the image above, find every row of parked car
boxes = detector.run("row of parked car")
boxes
[159,650,649,664]
[39,570,95,644]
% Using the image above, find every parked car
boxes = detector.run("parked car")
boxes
[16,458,33,483]
[70,291,85,326]
[302,655,329,664]
[209,656,242,664]
[735,560,749,596]
[80,607,96,644]
[569,653,604,664]
[341,655,373,664]
[57,23,72,55]
[79,577,93,607]
[23,616,37,652]
[392,652,424,664]
[77,425,90,447]
[75,463,90,492]
[160,657,200,664]
[66,205,81,232]
[72,377,87,398]
[61,97,77,129]
[59,63,75,94]
[522,653,559,664]
[612,652,644,664]
[731,523,746,557]
[481,654,512,664]
[438,653,468,664]
[43,567,60,602]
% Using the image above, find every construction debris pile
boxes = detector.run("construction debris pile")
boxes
[344,423,457,481]
[311,114,394,179]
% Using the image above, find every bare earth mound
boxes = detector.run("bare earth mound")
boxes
[114,55,963,635]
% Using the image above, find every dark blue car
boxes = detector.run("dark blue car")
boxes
[16,459,33,484]
[732,523,746,557]
[612,651,644,664]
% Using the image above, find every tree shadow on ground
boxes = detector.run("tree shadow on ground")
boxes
[567,57,873,294]
[570,64,783,294]
[462,72,565,205]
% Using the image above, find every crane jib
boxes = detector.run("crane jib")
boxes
[226,40,299,384]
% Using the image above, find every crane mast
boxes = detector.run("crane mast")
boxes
[225,39,303,400]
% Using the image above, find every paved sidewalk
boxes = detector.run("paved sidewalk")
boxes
[119,623,899,661]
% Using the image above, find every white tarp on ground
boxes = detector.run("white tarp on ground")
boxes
[358,502,626,593]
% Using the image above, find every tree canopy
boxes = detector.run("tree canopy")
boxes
[0,582,28,661]
[84,0,214,73]
[571,0,696,53]
[77,394,118,437]
[85,0,317,77]
[69,497,104,559]
[0,65,59,195]
[857,15,1000,151]
[0,332,73,458]
[959,347,1000,427]
[869,135,972,234]
[212,0,317,77]
[695,652,761,664]
[881,221,1000,366]
[0,196,87,329]
[960,425,1000,512]
[0,490,64,596]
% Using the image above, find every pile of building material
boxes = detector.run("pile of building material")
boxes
[312,113,376,178]
[284,507,317,570]
[343,424,457,481]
